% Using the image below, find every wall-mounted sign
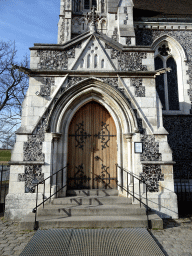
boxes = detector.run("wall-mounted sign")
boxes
[134,142,143,153]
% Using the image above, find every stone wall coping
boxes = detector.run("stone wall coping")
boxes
[163,112,191,116]
[135,21,192,29]
[30,45,154,53]
[28,70,156,77]
[30,30,154,53]
[141,161,176,165]
[9,161,45,166]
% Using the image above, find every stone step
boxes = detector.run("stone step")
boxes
[37,204,146,217]
[18,190,163,231]
[20,215,151,230]
[52,196,132,206]
[66,189,119,197]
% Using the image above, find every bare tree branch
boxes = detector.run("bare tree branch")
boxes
[0,41,29,148]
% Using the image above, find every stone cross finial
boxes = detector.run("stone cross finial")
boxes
[91,6,97,24]
[89,6,98,32]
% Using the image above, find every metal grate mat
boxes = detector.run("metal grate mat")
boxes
[20,228,165,256]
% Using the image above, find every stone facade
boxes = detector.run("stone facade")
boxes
[163,115,192,179]
[7,0,192,220]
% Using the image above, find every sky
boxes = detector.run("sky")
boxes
[0,0,61,148]
[0,0,60,62]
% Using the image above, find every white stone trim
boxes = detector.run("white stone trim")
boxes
[135,22,192,31]
[152,35,190,114]
[47,79,139,192]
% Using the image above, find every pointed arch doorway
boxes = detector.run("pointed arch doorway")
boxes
[67,101,117,190]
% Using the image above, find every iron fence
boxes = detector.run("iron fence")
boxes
[174,179,192,217]
[0,164,10,213]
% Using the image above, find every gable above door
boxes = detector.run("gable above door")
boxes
[72,36,116,71]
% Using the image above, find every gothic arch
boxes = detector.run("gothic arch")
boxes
[79,17,88,31]
[48,79,138,135]
[98,18,107,33]
[152,35,187,61]
[48,78,139,183]
[152,35,188,112]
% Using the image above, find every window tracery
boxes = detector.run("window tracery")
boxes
[73,0,81,12]
[84,0,90,9]
[155,43,179,111]
[72,0,97,12]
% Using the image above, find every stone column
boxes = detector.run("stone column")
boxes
[117,0,135,46]
[51,133,62,187]
[58,0,72,44]
[123,133,133,195]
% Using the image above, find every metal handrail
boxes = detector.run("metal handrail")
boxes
[30,165,68,230]
[116,164,150,228]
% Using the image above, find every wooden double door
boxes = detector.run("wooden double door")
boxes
[68,101,117,189]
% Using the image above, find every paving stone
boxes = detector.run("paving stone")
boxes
[13,246,25,251]
[3,247,15,252]
[0,217,191,255]
[2,251,14,256]
[151,217,192,256]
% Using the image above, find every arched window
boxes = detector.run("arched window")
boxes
[155,43,179,111]
[101,59,104,68]
[84,0,97,10]
[94,54,98,68]
[73,0,81,12]
[84,0,89,9]
[80,59,84,68]
[87,54,91,68]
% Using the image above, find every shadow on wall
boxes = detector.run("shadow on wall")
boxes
[163,113,192,180]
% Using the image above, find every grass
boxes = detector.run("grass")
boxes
[0,181,9,185]
[0,150,11,163]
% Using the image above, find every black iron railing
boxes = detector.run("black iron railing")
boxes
[175,178,192,217]
[116,164,150,227]
[30,166,67,230]
[0,164,9,213]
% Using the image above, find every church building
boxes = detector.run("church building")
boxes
[5,0,192,220]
